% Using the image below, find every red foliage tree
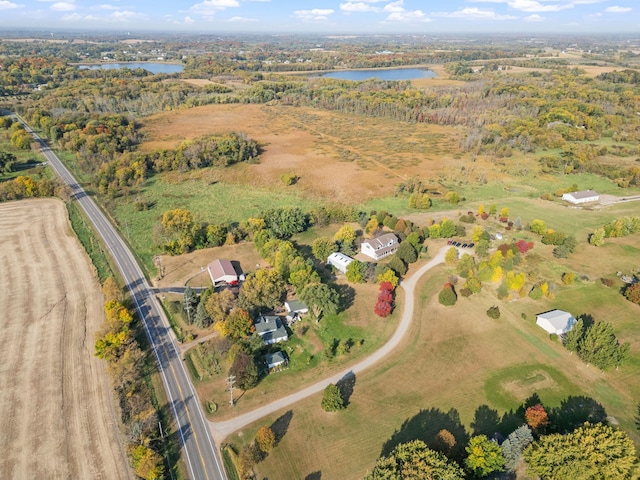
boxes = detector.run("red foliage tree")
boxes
[516,239,534,254]
[374,282,394,317]
[525,404,550,430]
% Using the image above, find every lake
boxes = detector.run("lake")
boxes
[78,62,184,74]
[319,68,436,81]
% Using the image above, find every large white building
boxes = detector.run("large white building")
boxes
[360,233,399,261]
[562,190,599,204]
[327,252,353,273]
[536,310,576,335]
[207,259,244,286]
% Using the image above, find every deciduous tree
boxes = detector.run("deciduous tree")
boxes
[524,423,637,480]
[312,237,337,262]
[321,383,345,411]
[525,404,550,431]
[300,283,339,322]
[365,440,465,480]
[238,269,285,311]
[465,435,505,478]
[255,425,276,454]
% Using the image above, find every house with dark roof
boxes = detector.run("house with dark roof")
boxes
[265,351,288,370]
[361,233,399,261]
[254,314,288,345]
[562,190,599,205]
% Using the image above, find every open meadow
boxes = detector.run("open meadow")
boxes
[0,199,131,480]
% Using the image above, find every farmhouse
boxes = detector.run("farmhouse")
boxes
[327,252,353,273]
[265,351,287,369]
[207,259,244,286]
[254,315,288,345]
[361,233,399,261]
[562,190,599,204]
[536,309,576,335]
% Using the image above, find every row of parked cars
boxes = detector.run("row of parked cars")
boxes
[447,239,475,249]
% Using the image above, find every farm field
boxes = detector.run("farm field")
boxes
[0,199,131,480]
[224,204,640,479]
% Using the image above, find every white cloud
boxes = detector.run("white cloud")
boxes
[184,15,194,23]
[98,4,119,10]
[524,13,545,20]
[110,9,144,20]
[50,1,75,11]
[432,7,517,20]
[507,0,574,12]
[383,1,405,13]
[0,0,21,8]
[386,10,430,22]
[293,8,335,21]
[606,6,632,12]
[227,15,258,21]
[188,0,239,16]
[340,2,381,13]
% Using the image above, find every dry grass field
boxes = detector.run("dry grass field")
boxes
[0,199,131,480]
[139,103,464,204]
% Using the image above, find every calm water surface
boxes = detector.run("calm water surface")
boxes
[320,68,436,81]
[79,63,184,74]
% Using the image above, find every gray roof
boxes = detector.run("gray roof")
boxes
[566,190,598,199]
[261,326,288,345]
[362,233,398,250]
[285,299,308,313]
[265,351,287,366]
[254,315,282,335]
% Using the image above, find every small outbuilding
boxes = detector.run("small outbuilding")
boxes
[562,190,599,204]
[361,233,399,261]
[285,299,308,315]
[327,252,353,274]
[536,309,576,335]
[265,351,288,370]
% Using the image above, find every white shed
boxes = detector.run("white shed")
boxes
[207,259,240,285]
[327,252,353,274]
[562,190,599,204]
[536,310,576,335]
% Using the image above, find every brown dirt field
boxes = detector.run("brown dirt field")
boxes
[0,199,131,480]
[139,103,461,204]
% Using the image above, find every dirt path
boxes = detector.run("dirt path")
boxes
[210,247,448,441]
[0,199,132,480]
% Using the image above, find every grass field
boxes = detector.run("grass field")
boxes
[222,213,640,479]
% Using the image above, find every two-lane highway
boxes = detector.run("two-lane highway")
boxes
[15,114,226,480]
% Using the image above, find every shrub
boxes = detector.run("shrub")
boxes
[459,288,472,297]
[529,285,543,300]
[321,384,345,411]
[624,283,640,305]
[280,173,299,185]
[438,283,457,306]
[601,277,615,287]
[561,272,575,285]
[516,239,534,254]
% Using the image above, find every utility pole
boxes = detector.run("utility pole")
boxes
[226,375,236,406]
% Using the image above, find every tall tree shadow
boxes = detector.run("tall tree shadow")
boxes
[336,371,356,407]
[550,395,607,433]
[270,410,293,445]
[335,283,356,311]
[381,407,469,463]
[304,472,322,480]
[471,404,501,437]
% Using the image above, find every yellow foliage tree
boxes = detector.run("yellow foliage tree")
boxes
[491,266,504,283]
[377,268,399,288]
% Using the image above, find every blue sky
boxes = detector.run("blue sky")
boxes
[0,0,637,33]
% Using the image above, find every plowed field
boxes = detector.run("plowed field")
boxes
[0,199,131,480]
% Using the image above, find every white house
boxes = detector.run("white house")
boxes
[254,315,288,345]
[536,310,576,335]
[265,351,287,369]
[327,252,353,273]
[562,190,599,204]
[207,259,244,286]
[361,233,399,261]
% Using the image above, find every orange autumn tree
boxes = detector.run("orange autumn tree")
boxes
[525,404,550,431]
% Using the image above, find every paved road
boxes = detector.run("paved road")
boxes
[14,115,226,480]
[210,247,447,440]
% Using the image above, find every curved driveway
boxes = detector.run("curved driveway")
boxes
[210,247,447,440]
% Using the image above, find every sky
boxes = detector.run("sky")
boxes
[0,0,637,34]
